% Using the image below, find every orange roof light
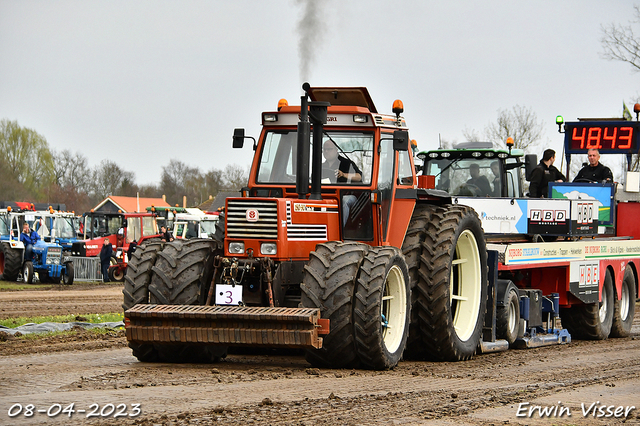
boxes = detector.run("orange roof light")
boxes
[506,137,514,147]
[7,206,11,212]
[392,100,404,115]
[277,99,288,111]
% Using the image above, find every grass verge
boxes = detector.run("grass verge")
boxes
[0,312,124,328]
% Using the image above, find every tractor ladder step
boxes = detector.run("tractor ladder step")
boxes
[124,304,327,349]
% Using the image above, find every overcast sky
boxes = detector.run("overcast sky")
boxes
[1,1,638,186]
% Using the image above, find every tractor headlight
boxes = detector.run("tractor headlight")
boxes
[228,242,245,254]
[260,243,277,255]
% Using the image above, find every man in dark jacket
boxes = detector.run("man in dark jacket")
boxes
[99,238,113,283]
[529,149,567,198]
[160,226,174,242]
[573,149,613,183]
[20,222,40,262]
[466,163,492,196]
[322,141,362,183]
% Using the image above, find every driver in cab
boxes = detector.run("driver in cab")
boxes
[466,163,492,196]
[573,149,613,183]
[322,141,362,183]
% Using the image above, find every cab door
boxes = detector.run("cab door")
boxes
[377,133,416,248]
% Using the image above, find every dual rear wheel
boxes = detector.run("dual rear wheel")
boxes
[561,266,637,340]
[300,242,411,370]
[402,204,487,361]
[124,239,227,363]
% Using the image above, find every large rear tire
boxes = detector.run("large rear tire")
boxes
[561,268,614,340]
[610,266,636,338]
[300,242,369,368]
[354,246,410,370]
[0,243,22,282]
[149,239,226,363]
[402,204,487,361]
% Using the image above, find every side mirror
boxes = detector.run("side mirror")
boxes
[233,128,245,149]
[393,130,409,151]
[524,154,537,181]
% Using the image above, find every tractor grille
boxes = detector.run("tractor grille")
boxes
[287,224,327,241]
[226,199,278,239]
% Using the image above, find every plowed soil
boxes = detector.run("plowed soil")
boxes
[0,285,639,426]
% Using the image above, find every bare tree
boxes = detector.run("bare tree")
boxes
[52,149,92,193]
[160,159,202,206]
[601,7,640,171]
[464,105,545,151]
[601,5,640,72]
[223,164,249,190]
[91,160,136,200]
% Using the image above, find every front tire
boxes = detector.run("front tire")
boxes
[148,239,226,363]
[124,240,169,362]
[122,242,164,311]
[354,247,410,370]
[403,204,487,361]
[611,266,636,338]
[561,268,614,340]
[300,242,369,368]
[108,265,125,282]
[496,285,520,345]
[62,262,74,285]
[23,261,34,284]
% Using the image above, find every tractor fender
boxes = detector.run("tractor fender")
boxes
[496,279,518,307]
[7,240,25,250]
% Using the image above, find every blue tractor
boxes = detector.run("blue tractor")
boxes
[0,209,74,284]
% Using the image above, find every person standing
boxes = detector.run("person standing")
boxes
[100,238,113,283]
[20,222,40,262]
[573,149,613,183]
[529,149,567,198]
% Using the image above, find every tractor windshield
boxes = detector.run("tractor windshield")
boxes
[52,217,76,239]
[424,158,501,197]
[256,130,373,185]
[200,220,218,235]
[84,215,123,239]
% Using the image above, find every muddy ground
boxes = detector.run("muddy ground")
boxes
[0,285,639,425]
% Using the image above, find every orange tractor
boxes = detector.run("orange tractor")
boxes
[124,83,487,369]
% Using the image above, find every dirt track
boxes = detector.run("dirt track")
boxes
[0,285,639,425]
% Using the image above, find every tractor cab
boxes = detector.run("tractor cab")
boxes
[29,210,79,254]
[418,141,535,199]
[73,211,159,258]
[146,206,188,231]
[229,84,417,262]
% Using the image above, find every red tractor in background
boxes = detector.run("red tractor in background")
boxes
[71,211,161,281]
